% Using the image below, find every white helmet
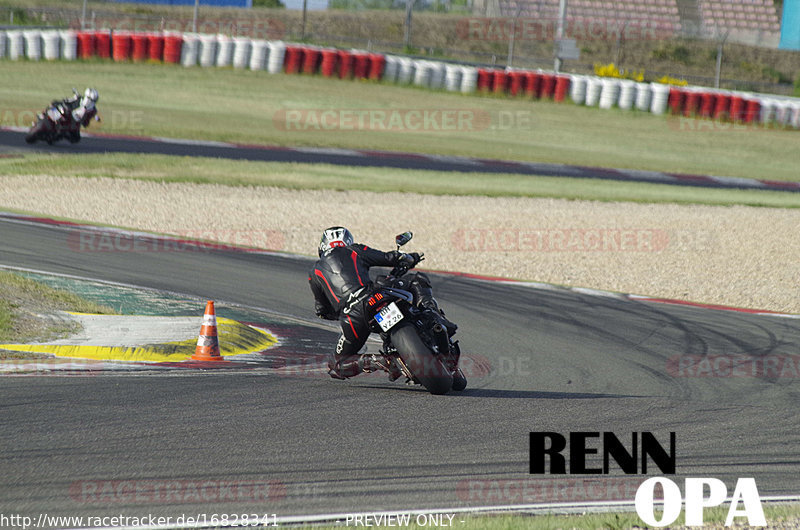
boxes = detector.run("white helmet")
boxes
[318,226,353,256]
[84,87,99,103]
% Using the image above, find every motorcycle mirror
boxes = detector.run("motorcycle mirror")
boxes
[395,231,413,248]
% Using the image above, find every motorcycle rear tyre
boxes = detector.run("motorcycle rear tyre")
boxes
[452,368,467,391]
[391,323,453,395]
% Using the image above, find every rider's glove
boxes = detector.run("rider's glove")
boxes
[401,252,422,266]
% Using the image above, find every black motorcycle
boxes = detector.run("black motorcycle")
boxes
[25,90,96,145]
[366,232,467,395]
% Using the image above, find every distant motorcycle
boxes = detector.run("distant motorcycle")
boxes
[368,231,467,395]
[25,88,99,145]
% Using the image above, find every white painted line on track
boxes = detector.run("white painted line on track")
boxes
[421,153,483,166]
[292,146,365,157]
[708,175,769,188]
[571,287,627,299]
[150,136,237,148]
[616,169,680,184]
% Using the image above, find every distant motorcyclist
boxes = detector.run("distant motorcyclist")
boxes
[61,87,100,142]
[29,87,99,144]
[309,226,456,380]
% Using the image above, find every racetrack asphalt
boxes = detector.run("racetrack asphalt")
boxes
[2,127,799,193]
[1,216,799,524]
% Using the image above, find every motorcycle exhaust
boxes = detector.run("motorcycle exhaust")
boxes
[432,323,450,355]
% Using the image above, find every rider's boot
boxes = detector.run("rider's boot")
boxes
[327,355,363,379]
[358,354,390,374]
[327,354,389,379]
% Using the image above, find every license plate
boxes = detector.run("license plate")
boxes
[374,302,403,332]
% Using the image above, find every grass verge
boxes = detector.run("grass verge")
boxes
[0,270,116,358]
[3,153,800,208]
[1,61,799,182]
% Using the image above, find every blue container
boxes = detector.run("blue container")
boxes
[779,0,800,50]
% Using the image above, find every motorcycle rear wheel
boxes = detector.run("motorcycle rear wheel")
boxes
[391,323,453,395]
[452,368,467,391]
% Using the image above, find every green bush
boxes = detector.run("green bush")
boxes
[253,0,285,7]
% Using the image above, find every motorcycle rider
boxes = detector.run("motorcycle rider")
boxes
[309,226,457,380]
[49,87,99,142]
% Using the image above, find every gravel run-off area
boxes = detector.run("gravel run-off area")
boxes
[2,175,799,314]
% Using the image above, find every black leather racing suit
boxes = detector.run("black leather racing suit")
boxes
[309,244,409,378]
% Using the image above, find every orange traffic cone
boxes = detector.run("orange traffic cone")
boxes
[191,301,225,361]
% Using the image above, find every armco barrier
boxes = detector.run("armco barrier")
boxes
[7,28,800,130]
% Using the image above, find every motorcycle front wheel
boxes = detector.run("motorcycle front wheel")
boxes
[25,119,47,144]
[391,323,453,395]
